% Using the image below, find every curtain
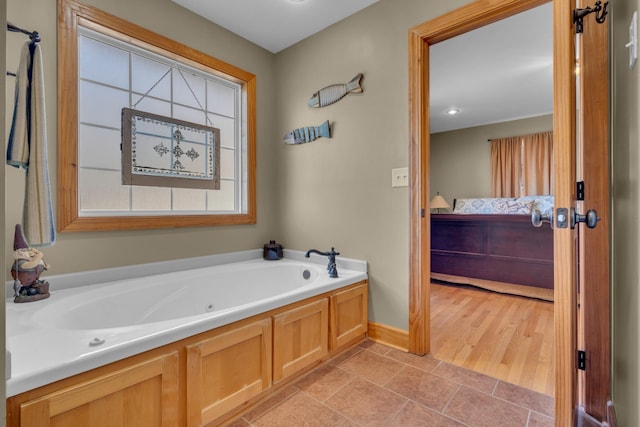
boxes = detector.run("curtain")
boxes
[490,131,553,198]
[490,137,522,197]
[522,131,553,196]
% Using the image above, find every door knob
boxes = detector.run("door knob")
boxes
[571,208,600,229]
[531,209,553,228]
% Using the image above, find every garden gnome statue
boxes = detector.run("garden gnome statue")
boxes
[11,224,51,302]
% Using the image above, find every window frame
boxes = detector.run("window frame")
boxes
[58,0,256,232]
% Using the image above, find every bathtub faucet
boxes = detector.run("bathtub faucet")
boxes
[305,247,340,278]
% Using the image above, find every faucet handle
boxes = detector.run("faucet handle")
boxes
[327,248,339,278]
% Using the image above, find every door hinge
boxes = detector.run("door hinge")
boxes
[577,181,585,201]
[578,350,587,371]
[421,208,425,218]
[574,1,609,34]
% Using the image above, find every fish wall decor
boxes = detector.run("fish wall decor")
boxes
[283,120,331,145]
[308,73,363,108]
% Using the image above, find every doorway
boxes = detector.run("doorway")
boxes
[426,3,555,395]
[408,0,581,425]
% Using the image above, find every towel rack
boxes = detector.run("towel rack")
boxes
[7,22,41,43]
[6,22,41,77]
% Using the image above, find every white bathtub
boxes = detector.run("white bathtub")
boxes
[6,250,367,397]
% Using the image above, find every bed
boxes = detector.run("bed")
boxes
[430,196,554,300]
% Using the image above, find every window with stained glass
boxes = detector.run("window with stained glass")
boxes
[77,25,244,215]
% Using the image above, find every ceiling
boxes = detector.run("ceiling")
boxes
[171,0,553,134]
[171,0,381,54]
[430,3,553,133]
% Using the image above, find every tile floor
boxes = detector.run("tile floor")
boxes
[226,340,554,427]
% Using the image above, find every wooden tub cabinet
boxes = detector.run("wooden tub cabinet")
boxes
[273,299,328,383]
[7,280,368,427]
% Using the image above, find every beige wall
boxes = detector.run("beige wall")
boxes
[611,0,640,425]
[274,0,472,329]
[430,114,553,204]
[5,0,280,277]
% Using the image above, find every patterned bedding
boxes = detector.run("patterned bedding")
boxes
[452,195,554,216]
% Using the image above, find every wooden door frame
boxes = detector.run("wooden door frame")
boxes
[407,0,577,425]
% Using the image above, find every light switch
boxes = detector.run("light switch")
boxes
[392,167,409,187]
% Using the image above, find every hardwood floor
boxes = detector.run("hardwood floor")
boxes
[430,282,555,396]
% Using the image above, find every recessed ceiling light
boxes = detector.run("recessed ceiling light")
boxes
[289,0,305,3]
[446,108,460,115]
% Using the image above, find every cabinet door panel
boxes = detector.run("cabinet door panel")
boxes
[273,299,328,383]
[330,283,368,349]
[19,352,178,427]
[186,318,272,427]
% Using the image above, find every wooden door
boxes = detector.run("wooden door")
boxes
[552,2,611,423]
[576,0,611,422]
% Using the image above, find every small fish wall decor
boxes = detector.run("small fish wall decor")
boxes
[308,73,364,108]
[283,120,331,145]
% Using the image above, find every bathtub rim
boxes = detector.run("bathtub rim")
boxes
[5,249,368,397]
[5,248,367,299]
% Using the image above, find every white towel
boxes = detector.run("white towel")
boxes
[7,41,55,247]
